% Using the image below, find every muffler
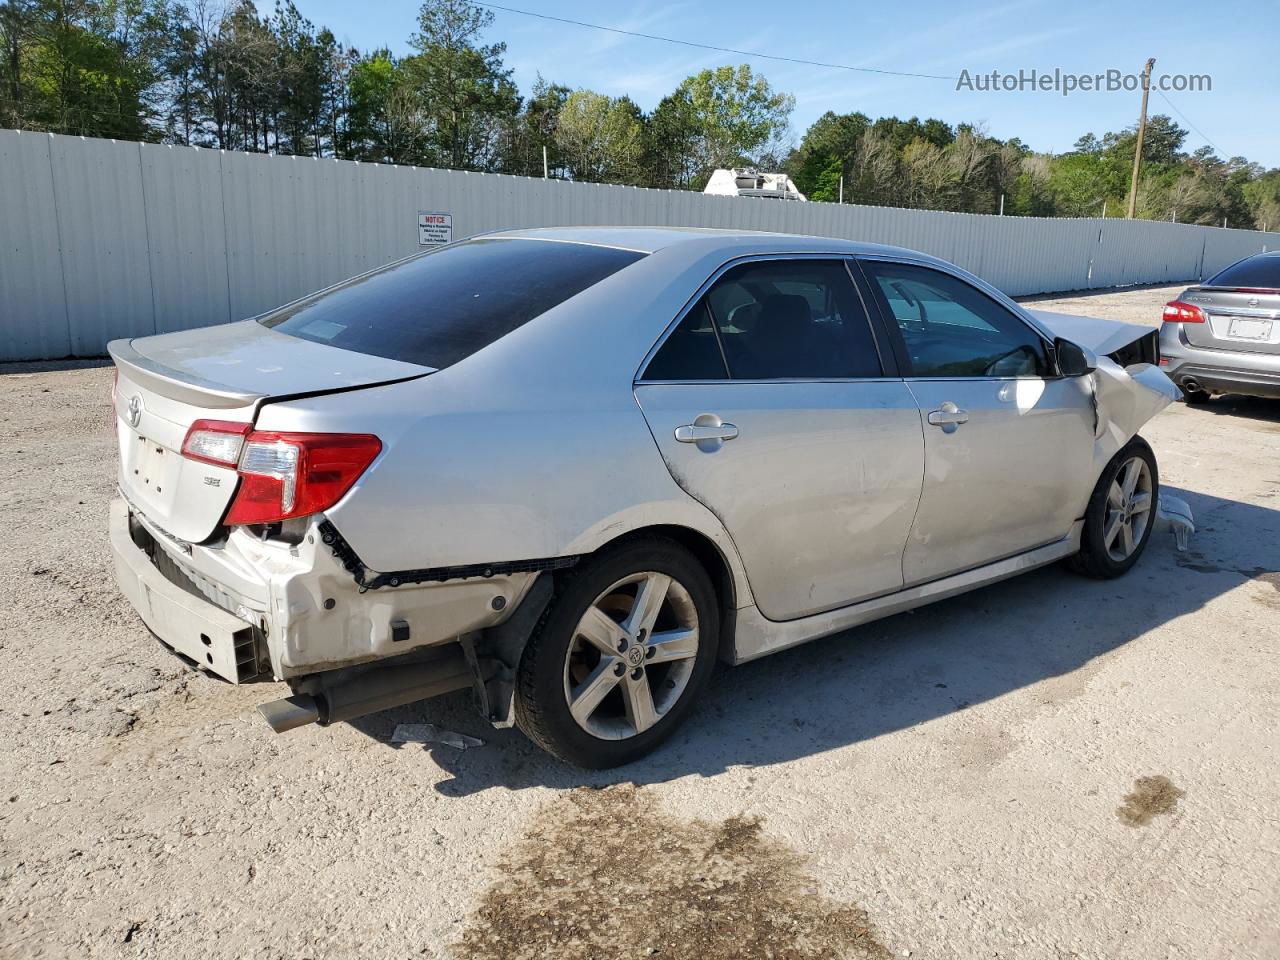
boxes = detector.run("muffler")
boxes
[1181,377,1201,393]
[257,646,478,733]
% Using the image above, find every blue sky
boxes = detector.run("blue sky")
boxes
[295,0,1278,167]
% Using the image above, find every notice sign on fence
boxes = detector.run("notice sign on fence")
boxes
[418,211,453,246]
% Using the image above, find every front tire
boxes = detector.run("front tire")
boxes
[1068,437,1159,579]
[514,537,719,768]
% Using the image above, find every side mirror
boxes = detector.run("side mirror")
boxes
[1055,338,1097,377]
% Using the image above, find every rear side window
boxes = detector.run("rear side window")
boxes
[1206,254,1280,289]
[644,259,882,381]
[643,304,729,380]
[260,238,645,369]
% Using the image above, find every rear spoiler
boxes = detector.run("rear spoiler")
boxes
[108,339,262,410]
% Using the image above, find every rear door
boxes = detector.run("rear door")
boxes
[634,257,924,622]
[857,258,1096,585]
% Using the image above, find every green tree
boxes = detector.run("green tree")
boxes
[6,0,170,139]
[497,73,567,177]
[272,0,324,155]
[675,63,793,179]
[800,153,843,202]
[345,49,422,163]
[554,88,643,184]
[1243,169,1280,230]
[644,89,700,188]
[403,0,518,169]
[785,109,869,198]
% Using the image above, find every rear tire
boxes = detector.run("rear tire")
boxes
[514,537,719,768]
[1068,437,1159,580]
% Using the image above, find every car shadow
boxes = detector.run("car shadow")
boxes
[345,485,1279,796]
[1181,394,1280,424]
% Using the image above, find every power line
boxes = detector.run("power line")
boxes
[1155,88,1224,158]
[474,2,958,82]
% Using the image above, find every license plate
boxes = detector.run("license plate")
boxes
[1227,317,1273,341]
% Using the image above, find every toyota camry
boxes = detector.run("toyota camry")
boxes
[109,227,1179,767]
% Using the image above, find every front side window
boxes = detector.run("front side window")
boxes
[645,259,882,381]
[861,261,1049,378]
[261,238,645,369]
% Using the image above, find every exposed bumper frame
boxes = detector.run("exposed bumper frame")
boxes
[109,499,262,682]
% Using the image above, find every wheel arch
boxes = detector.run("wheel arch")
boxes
[588,523,740,665]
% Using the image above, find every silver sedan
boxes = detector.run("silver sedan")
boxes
[1160,251,1280,402]
[108,228,1178,767]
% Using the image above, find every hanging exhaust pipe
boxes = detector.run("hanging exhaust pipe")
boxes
[1181,377,1202,394]
[257,645,480,733]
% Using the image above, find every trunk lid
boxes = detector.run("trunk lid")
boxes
[110,321,430,543]
[1178,287,1280,356]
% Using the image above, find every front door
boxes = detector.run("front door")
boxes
[634,257,924,621]
[858,258,1096,585]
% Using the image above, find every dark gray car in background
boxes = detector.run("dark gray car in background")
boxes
[1161,251,1280,402]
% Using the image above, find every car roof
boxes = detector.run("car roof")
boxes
[484,225,937,262]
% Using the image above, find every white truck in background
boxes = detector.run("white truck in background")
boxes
[703,168,807,201]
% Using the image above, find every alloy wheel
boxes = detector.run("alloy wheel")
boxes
[562,571,700,740]
[1103,456,1154,562]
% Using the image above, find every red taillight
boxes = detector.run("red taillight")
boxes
[223,432,381,526]
[181,419,251,467]
[1162,300,1206,323]
[180,422,381,525]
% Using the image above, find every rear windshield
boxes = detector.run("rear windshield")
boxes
[1206,254,1280,289]
[260,238,645,369]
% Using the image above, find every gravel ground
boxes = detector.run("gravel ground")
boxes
[2,282,1278,959]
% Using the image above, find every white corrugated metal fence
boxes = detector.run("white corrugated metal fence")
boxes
[2,129,1277,361]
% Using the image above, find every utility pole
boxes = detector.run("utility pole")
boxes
[1101,199,1107,218]
[542,144,548,179]
[838,176,844,204]
[999,194,1005,215]
[1126,57,1156,219]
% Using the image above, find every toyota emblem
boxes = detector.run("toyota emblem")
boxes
[1248,297,1259,307]
[126,394,143,428]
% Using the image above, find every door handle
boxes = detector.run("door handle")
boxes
[675,422,739,443]
[927,402,969,429]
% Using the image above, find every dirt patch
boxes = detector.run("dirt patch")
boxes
[453,785,894,960]
[1250,571,1280,590]
[1116,775,1185,827]
[1175,553,1223,574]
[1235,568,1280,608]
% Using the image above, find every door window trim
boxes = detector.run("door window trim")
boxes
[635,253,901,384]
[852,254,1061,381]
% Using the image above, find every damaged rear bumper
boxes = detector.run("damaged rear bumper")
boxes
[109,496,541,683]
[110,498,263,682]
